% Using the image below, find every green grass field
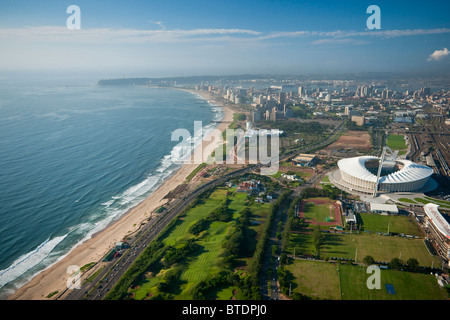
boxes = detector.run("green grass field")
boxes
[288,230,440,267]
[286,260,340,300]
[130,187,272,300]
[386,134,407,152]
[162,188,228,246]
[339,264,446,300]
[286,260,446,300]
[302,197,336,223]
[358,213,422,235]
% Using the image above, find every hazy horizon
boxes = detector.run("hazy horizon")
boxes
[1,0,449,77]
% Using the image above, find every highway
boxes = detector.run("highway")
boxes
[61,164,260,300]
[61,128,334,300]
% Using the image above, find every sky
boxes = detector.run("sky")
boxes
[0,0,449,78]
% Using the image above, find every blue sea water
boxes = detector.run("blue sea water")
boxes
[0,77,222,298]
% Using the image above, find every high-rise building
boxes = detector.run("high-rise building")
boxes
[284,106,293,118]
[279,92,286,104]
[253,110,262,123]
[345,106,353,116]
[421,87,431,97]
[351,115,365,126]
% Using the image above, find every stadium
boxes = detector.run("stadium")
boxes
[330,155,434,196]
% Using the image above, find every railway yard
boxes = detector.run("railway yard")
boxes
[391,115,450,198]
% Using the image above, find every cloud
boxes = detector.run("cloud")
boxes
[311,38,370,46]
[1,26,449,45]
[427,48,450,61]
[0,26,262,45]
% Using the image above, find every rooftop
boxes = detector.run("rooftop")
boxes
[424,203,450,239]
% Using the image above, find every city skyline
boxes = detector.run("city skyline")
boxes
[0,0,449,77]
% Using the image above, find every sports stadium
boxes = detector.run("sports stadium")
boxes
[330,155,434,196]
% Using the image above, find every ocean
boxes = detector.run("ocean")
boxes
[0,76,222,298]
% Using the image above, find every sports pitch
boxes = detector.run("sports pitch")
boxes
[289,231,441,267]
[286,260,446,300]
[299,197,342,226]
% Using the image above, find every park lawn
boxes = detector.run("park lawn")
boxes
[340,264,446,300]
[327,234,441,267]
[162,187,228,246]
[285,259,340,300]
[303,197,336,223]
[131,274,161,300]
[228,190,249,217]
[287,229,315,257]
[285,260,446,300]
[176,220,231,299]
[386,134,407,151]
[240,201,273,268]
[398,198,417,204]
[131,186,272,300]
[358,213,422,235]
[295,170,313,180]
[215,286,245,300]
[131,219,233,300]
[289,231,440,267]
[270,171,283,179]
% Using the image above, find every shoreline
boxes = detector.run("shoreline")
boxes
[7,87,235,300]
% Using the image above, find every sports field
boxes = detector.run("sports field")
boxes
[288,230,441,267]
[339,263,446,300]
[285,260,446,300]
[386,134,407,152]
[357,213,423,235]
[299,197,342,226]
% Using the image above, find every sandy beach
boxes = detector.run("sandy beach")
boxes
[8,88,235,300]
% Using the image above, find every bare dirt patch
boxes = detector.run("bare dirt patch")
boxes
[326,130,371,152]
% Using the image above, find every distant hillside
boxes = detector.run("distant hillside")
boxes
[97,78,151,86]
[96,74,294,86]
[97,72,450,87]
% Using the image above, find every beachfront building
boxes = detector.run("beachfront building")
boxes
[423,203,450,266]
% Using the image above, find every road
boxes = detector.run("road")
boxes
[259,169,329,300]
[62,164,260,300]
[62,130,333,300]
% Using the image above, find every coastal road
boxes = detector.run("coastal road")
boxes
[62,164,261,300]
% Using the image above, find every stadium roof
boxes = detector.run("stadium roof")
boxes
[424,203,450,239]
[338,156,433,184]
